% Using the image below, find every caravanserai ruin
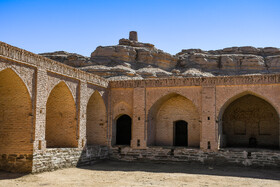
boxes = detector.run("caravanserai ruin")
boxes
[0,32,279,173]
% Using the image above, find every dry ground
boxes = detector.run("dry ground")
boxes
[0,161,279,187]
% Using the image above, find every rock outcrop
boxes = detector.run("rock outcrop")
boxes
[40,51,90,67]
[39,32,280,80]
[90,38,177,71]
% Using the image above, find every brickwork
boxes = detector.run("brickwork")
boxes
[222,95,279,148]
[86,91,107,146]
[154,95,200,146]
[0,69,34,172]
[46,82,78,148]
[0,41,280,173]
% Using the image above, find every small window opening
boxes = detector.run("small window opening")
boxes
[207,141,211,149]
[38,140,42,150]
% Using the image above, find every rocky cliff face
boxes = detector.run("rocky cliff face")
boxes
[39,32,280,80]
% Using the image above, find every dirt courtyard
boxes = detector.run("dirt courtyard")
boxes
[0,161,279,187]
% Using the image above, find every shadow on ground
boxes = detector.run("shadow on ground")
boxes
[78,160,280,181]
[0,170,26,180]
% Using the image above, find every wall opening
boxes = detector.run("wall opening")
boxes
[116,114,131,145]
[221,94,279,149]
[86,91,107,146]
[0,69,33,172]
[174,120,188,146]
[46,82,78,148]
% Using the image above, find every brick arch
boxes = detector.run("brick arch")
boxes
[45,81,78,148]
[0,67,32,97]
[113,101,133,119]
[147,93,200,147]
[218,90,279,121]
[86,91,107,146]
[111,102,133,146]
[218,91,279,149]
[0,68,33,172]
[46,80,76,104]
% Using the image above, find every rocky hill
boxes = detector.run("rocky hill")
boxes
[39,32,280,80]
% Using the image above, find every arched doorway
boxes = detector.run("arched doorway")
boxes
[221,94,279,149]
[174,120,188,146]
[86,91,107,146]
[0,69,33,172]
[116,115,131,145]
[46,82,78,148]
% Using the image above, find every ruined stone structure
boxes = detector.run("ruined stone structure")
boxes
[0,33,280,173]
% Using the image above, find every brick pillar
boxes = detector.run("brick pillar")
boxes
[78,81,87,148]
[131,88,146,149]
[201,86,218,150]
[33,69,48,152]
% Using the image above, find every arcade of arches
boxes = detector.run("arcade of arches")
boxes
[1,42,280,173]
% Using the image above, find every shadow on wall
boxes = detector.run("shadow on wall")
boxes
[78,160,280,181]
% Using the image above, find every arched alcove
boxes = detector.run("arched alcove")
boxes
[0,69,33,172]
[0,68,33,153]
[221,94,279,149]
[46,82,78,148]
[148,93,200,147]
[86,91,107,146]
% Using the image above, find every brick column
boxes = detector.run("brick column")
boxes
[33,69,48,152]
[78,81,87,148]
[201,86,218,150]
[131,88,147,149]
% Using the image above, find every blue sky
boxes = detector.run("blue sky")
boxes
[0,0,279,56]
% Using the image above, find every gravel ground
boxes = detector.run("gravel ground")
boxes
[0,160,279,187]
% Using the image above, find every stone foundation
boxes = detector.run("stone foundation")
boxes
[110,147,280,168]
[0,153,33,173]
[32,145,109,173]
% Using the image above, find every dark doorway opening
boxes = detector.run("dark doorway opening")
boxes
[116,115,132,145]
[174,120,188,146]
